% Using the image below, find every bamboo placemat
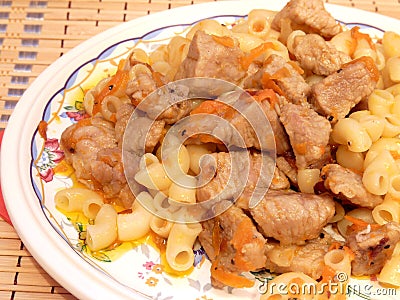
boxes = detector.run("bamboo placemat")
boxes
[0,0,399,299]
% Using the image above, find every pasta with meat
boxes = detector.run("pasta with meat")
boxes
[51,0,400,297]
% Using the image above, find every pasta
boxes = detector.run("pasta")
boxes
[331,118,372,152]
[382,31,400,58]
[297,169,320,194]
[372,194,400,224]
[247,9,275,40]
[168,175,197,204]
[363,149,398,195]
[86,204,118,252]
[83,77,111,115]
[82,197,104,220]
[150,215,173,238]
[186,144,214,175]
[329,202,345,224]
[55,188,103,213]
[378,242,400,286]
[134,162,172,191]
[335,145,364,172]
[165,222,202,272]
[100,95,123,122]
[324,249,352,277]
[337,208,375,237]
[117,201,152,241]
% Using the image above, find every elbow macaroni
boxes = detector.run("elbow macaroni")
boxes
[86,204,118,252]
[166,222,202,272]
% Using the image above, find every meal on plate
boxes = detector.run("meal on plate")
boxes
[44,0,400,298]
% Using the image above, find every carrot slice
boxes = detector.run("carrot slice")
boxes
[212,35,235,48]
[38,120,48,140]
[190,100,236,120]
[341,56,379,83]
[92,59,130,115]
[241,42,274,69]
[351,26,376,50]
[211,260,255,288]
[231,218,263,271]
[344,215,380,231]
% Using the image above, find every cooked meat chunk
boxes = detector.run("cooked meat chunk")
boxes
[115,103,134,145]
[184,91,277,152]
[264,55,310,105]
[272,0,342,39]
[115,103,165,153]
[244,55,310,105]
[131,80,193,125]
[276,156,298,185]
[310,56,379,122]
[265,234,336,279]
[60,117,135,208]
[280,102,331,169]
[175,30,246,84]
[270,167,291,191]
[321,164,383,208]
[256,91,291,154]
[89,148,126,197]
[61,117,117,183]
[125,60,161,102]
[292,34,351,76]
[250,190,335,245]
[197,152,282,210]
[198,205,266,288]
[346,222,400,276]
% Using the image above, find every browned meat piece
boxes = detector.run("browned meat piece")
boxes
[271,167,290,191]
[126,70,157,101]
[144,120,165,153]
[276,156,298,185]
[198,205,266,288]
[183,91,277,152]
[265,234,336,279]
[280,102,331,169]
[125,59,167,105]
[244,55,310,105]
[89,148,127,198]
[257,91,291,155]
[264,55,310,105]
[250,190,335,245]
[129,75,193,125]
[115,103,165,153]
[321,164,383,208]
[175,30,246,84]
[292,34,351,76]
[271,0,342,39]
[196,152,284,210]
[60,117,136,208]
[310,56,379,122]
[115,103,134,145]
[61,117,117,183]
[346,222,400,276]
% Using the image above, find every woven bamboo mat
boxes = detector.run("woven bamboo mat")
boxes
[0,0,399,299]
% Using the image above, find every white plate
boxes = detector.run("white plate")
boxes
[2,1,400,299]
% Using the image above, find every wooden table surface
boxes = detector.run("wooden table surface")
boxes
[0,0,399,299]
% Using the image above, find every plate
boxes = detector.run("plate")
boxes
[1,1,400,299]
